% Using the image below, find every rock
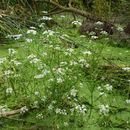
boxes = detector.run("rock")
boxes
[79,19,115,36]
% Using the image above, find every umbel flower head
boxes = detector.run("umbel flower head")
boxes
[99,104,109,116]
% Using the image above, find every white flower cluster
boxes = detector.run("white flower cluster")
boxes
[8,48,16,55]
[89,31,96,36]
[41,16,52,21]
[27,54,40,64]
[126,99,130,104]
[100,31,108,35]
[99,104,109,116]
[42,11,48,14]
[3,70,14,78]
[88,21,108,39]
[70,88,77,97]
[60,61,68,66]
[6,87,13,95]
[13,74,21,78]
[53,67,65,75]
[36,113,44,119]
[54,45,61,51]
[104,84,113,91]
[27,54,36,59]
[33,101,39,108]
[98,86,107,96]
[98,84,113,96]
[82,50,92,55]
[37,64,44,70]
[42,52,47,57]
[43,30,55,37]
[0,105,9,115]
[0,57,6,64]
[79,83,84,88]
[34,74,45,79]
[79,58,86,64]
[26,38,33,43]
[10,59,22,66]
[34,91,40,96]
[60,15,65,18]
[72,21,82,26]
[55,108,67,115]
[6,34,22,40]
[48,101,56,111]
[65,48,74,56]
[95,21,104,26]
[122,67,130,71]
[30,58,40,64]
[27,29,37,35]
[91,35,98,39]
[34,69,50,79]
[74,104,87,115]
[61,34,69,38]
[39,23,45,28]
[20,106,28,114]
[80,35,86,38]
[64,122,69,127]
[116,26,124,32]
[56,77,64,83]
[30,26,36,30]
[79,58,90,68]
[70,60,78,66]
[48,104,54,111]
[41,96,46,102]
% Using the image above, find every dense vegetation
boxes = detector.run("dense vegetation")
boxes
[0,0,130,130]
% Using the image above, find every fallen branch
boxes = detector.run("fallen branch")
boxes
[35,0,101,21]
[45,10,64,16]
[0,109,21,117]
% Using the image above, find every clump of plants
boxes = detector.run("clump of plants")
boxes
[0,28,93,129]
[0,14,130,130]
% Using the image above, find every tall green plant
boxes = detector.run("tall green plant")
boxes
[93,0,112,20]
[0,0,38,39]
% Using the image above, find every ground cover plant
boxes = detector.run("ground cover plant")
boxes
[0,1,130,129]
